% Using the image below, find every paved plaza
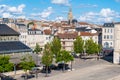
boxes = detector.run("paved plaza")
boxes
[13,58,120,80]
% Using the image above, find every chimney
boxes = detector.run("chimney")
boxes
[78,32,81,36]
[32,23,37,30]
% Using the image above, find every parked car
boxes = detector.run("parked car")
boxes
[49,64,58,70]
[21,74,35,79]
[41,66,51,73]
[0,73,16,80]
[29,67,41,74]
[71,52,79,58]
[57,63,70,70]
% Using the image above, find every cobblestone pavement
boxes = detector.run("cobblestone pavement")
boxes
[15,58,120,80]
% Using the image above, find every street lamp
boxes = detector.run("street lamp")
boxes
[14,63,17,75]
[83,48,86,60]
[3,53,5,73]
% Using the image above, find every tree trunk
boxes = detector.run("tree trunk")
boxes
[24,71,27,80]
[71,61,73,71]
[97,52,100,60]
[63,63,65,72]
[45,66,48,77]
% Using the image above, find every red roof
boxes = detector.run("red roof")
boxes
[78,22,90,25]
[80,32,98,36]
[44,29,51,35]
[57,32,78,39]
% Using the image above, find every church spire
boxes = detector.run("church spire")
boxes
[68,6,73,25]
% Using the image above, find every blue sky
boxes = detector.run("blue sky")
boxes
[0,0,120,24]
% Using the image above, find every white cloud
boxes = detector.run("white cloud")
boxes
[40,7,53,18]
[100,8,115,17]
[79,8,119,23]
[16,15,26,19]
[0,4,25,18]
[78,4,98,8]
[55,16,64,21]
[51,0,70,6]
[2,13,12,18]
[31,7,53,19]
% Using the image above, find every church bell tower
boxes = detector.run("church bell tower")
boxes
[68,6,73,25]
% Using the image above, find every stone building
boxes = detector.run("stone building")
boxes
[0,24,32,55]
[114,22,120,64]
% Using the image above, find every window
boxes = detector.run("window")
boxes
[107,29,109,33]
[104,35,106,39]
[63,41,65,45]
[111,42,112,45]
[111,29,112,33]
[46,37,49,40]
[104,29,106,33]
[107,35,109,39]
[110,35,113,39]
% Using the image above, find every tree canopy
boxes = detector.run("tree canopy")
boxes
[85,38,98,55]
[42,43,53,66]
[56,50,74,63]
[19,54,35,72]
[0,55,14,72]
[51,37,61,57]
[34,43,42,54]
[74,36,84,54]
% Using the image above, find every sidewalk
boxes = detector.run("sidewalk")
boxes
[3,70,25,76]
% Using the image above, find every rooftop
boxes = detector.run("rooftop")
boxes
[0,24,20,36]
[0,41,32,54]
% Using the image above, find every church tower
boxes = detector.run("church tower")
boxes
[68,6,73,25]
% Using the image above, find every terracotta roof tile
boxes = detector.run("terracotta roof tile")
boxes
[80,32,98,36]
[41,24,49,27]
[44,29,51,35]
[57,32,78,39]
[78,22,90,25]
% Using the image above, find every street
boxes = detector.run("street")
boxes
[13,57,120,80]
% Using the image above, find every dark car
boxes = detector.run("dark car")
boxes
[41,66,51,73]
[57,63,70,70]
[71,52,79,58]
[49,64,58,70]
[29,67,41,74]
[21,74,35,79]
[0,73,16,80]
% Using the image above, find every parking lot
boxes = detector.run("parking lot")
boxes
[7,57,119,80]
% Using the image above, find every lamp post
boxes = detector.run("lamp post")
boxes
[14,63,17,75]
[70,60,73,71]
[84,48,86,60]
[3,53,5,73]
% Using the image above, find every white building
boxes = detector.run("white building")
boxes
[16,23,28,44]
[26,29,53,49]
[102,23,115,49]
[57,31,98,51]
[114,22,120,64]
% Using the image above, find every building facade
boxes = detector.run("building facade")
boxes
[0,24,32,56]
[57,31,98,51]
[102,23,115,49]
[114,22,120,64]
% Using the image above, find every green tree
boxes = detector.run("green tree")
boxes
[95,44,102,60]
[27,22,34,28]
[85,38,99,55]
[34,43,42,54]
[34,43,42,65]
[19,54,35,73]
[74,36,84,56]
[56,50,74,72]
[42,43,53,77]
[0,55,14,72]
[51,37,61,58]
